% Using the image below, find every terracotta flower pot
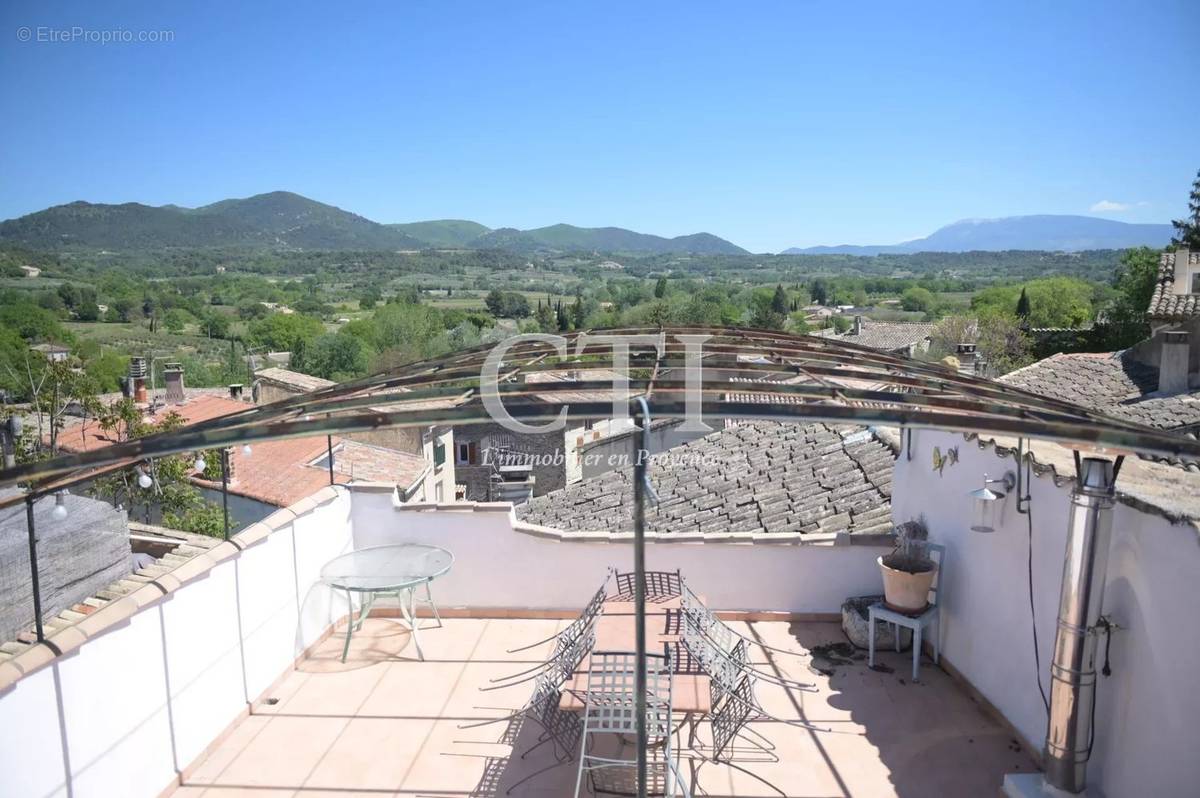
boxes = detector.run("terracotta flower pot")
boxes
[878,556,937,613]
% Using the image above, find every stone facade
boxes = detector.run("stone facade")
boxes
[0,491,131,643]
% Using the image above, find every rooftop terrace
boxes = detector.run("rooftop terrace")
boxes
[171,615,1034,798]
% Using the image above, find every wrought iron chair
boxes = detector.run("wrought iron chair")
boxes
[680,583,813,694]
[499,670,587,794]
[869,543,946,681]
[485,617,598,693]
[573,650,691,797]
[462,628,595,731]
[678,591,827,751]
[493,576,609,687]
[615,568,682,600]
[710,675,756,763]
[506,572,611,656]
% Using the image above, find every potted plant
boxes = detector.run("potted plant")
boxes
[878,518,936,613]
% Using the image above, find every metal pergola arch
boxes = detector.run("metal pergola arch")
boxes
[4,325,1200,496]
[3,325,1198,798]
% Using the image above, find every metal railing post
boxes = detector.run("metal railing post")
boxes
[631,397,651,798]
[326,435,335,485]
[25,495,45,642]
[220,448,231,540]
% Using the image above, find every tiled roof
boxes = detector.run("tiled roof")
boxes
[1148,250,1200,321]
[809,321,935,352]
[255,367,336,392]
[517,421,895,537]
[196,437,427,507]
[56,395,251,453]
[1000,352,1200,431]
[58,395,428,507]
[0,521,221,665]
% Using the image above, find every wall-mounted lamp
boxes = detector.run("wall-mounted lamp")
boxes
[968,471,1016,533]
[241,443,252,456]
[136,464,154,489]
[51,491,69,521]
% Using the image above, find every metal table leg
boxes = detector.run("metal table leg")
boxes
[342,588,375,663]
[398,586,424,661]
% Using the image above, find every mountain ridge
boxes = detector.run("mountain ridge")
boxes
[0,192,746,254]
[783,214,1173,254]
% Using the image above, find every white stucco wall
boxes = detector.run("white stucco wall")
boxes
[892,429,1200,798]
[349,488,891,614]
[418,426,456,503]
[0,488,354,798]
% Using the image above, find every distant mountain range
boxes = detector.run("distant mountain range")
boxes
[1,195,1174,256]
[0,192,747,255]
[783,215,1174,255]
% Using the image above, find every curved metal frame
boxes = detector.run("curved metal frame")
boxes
[3,326,1199,498]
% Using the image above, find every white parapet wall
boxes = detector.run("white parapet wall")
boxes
[0,481,892,798]
[0,486,354,798]
[349,484,893,614]
[891,429,1200,798]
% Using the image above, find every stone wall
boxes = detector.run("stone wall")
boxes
[453,422,568,501]
[0,492,131,643]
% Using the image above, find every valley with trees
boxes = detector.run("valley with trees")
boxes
[3,172,1198,492]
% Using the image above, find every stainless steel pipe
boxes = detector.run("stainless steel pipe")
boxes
[1044,457,1116,793]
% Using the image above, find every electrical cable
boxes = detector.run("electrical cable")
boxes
[1086,617,1114,757]
[1025,459,1050,715]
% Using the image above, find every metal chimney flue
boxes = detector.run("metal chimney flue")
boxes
[1043,456,1116,793]
[128,357,148,403]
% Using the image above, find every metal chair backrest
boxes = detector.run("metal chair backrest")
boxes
[582,650,673,737]
[711,675,755,762]
[681,611,747,706]
[557,583,606,650]
[615,569,681,599]
[549,627,596,686]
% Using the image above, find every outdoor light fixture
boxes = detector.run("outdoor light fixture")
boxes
[51,491,68,521]
[241,444,252,456]
[193,455,207,473]
[968,471,1016,533]
[136,465,153,489]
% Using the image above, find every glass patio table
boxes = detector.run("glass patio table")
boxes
[320,543,453,662]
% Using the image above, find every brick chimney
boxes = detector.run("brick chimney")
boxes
[163,363,185,404]
[853,315,863,335]
[228,383,244,401]
[1159,331,1190,394]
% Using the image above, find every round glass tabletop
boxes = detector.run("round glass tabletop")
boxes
[321,543,453,592]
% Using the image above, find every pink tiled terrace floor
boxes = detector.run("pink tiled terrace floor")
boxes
[171,616,1036,797]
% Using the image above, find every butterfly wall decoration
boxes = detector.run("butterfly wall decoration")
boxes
[932,445,959,476]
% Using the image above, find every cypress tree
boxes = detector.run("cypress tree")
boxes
[1172,168,1200,249]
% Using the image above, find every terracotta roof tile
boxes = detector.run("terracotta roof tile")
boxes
[1148,250,1200,321]
[808,320,935,352]
[1000,351,1200,432]
[59,394,428,507]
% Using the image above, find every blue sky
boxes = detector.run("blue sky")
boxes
[1,1,1197,252]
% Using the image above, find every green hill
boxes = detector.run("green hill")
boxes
[387,219,491,248]
[470,223,748,254]
[0,191,427,251]
[0,192,749,254]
